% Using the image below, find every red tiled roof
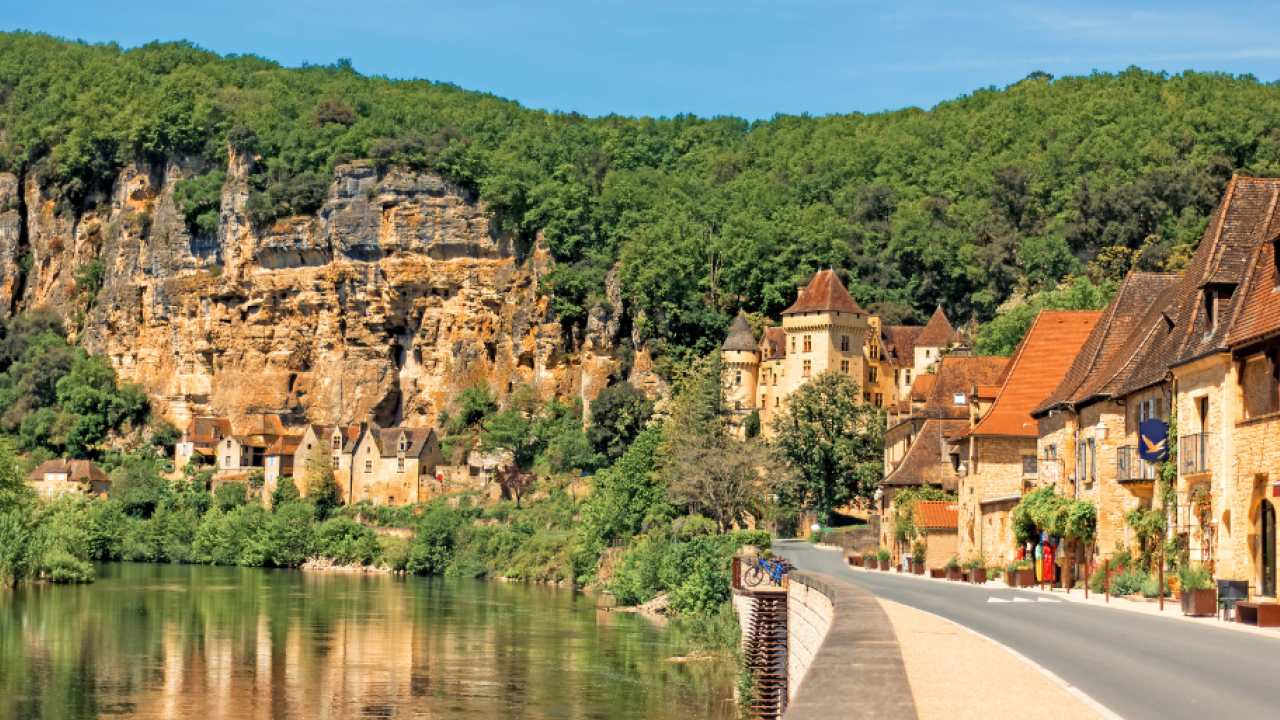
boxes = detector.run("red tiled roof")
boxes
[265,435,304,455]
[917,356,1008,419]
[761,326,787,359]
[27,460,109,483]
[909,374,936,401]
[881,418,965,490]
[882,326,922,367]
[781,270,867,316]
[184,417,233,443]
[970,310,1101,437]
[916,501,959,530]
[915,307,954,347]
[1033,273,1181,415]
[1227,184,1280,348]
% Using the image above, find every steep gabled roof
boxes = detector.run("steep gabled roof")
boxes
[920,356,1009,419]
[721,311,759,352]
[909,374,936,402]
[882,326,922,367]
[185,417,233,442]
[1227,198,1280,348]
[1033,273,1180,415]
[761,326,787,359]
[881,418,965,488]
[781,270,867,316]
[915,307,954,347]
[376,427,439,458]
[970,311,1101,437]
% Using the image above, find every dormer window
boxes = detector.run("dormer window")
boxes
[399,436,407,452]
[953,393,965,406]
[1203,283,1235,334]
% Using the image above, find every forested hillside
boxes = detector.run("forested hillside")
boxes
[3,32,1279,361]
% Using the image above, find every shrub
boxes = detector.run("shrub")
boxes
[214,482,248,512]
[911,540,927,564]
[1179,563,1214,591]
[964,555,986,570]
[877,548,892,563]
[270,476,300,507]
[407,506,461,575]
[313,517,378,565]
[1140,575,1170,599]
[263,501,316,567]
[42,548,93,583]
[945,555,960,569]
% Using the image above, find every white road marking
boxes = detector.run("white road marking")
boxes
[988,598,1011,602]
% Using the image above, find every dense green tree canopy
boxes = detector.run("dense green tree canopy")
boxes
[5,33,1280,360]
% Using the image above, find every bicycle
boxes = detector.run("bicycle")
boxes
[743,556,790,587]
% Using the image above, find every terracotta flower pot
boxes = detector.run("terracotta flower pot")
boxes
[864,557,877,570]
[911,562,925,575]
[878,559,890,571]
[946,566,963,581]
[1181,587,1217,616]
[1014,568,1036,587]
[969,568,987,584]
[1006,572,1015,587]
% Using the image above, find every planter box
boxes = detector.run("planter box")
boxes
[863,557,877,570]
[1005,571,1015,587]
[878,559,890,571]
[847,554,862,567]
[946,566,963,581]
[1013,568,1036,587]
[911,562,925,575]
[1182,587,1217,616]
[930,568,946,579]
[969,568,987,584]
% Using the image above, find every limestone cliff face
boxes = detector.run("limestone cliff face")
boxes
[4,155,631,429]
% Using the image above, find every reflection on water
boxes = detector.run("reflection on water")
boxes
[0,563,737,719]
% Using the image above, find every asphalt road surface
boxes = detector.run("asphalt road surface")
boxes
[776,540,1280,720]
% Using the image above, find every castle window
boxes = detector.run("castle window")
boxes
[790,336,796,353]
[864,393,871,402]
[735,370,742,385]
[398,458,405,473]
[803,335,812,352]
[905,370,912,384]
[224,456,231,466]
[364,460,372,474]
[894,369,900,384]
[874,393,883,407]
[802,360,811,377]
[332,455,340,466]
[399,436,407,452]
[925,349,931,358]
[840,360,849,374]
[775,397,779,407]
[841,336,850,351]
[869,367,878,382]
[332,437,340,450]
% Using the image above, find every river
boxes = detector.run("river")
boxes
[0,563,738,719]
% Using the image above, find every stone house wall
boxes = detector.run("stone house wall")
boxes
[959,435,1036,563]
[1174,358,1241,577]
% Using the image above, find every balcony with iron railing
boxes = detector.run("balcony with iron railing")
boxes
[1179,432,1210,476]
[1115,446,1157,484]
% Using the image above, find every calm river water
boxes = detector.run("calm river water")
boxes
[0,563,737,720]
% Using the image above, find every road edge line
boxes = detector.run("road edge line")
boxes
[882,600,1125,720]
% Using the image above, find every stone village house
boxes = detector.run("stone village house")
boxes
[26,460,111,498]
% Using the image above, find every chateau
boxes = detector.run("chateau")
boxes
[722,269,965,432]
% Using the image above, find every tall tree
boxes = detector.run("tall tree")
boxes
[303,444,340,519]
[769,371,885,524]
[668,438,776,533]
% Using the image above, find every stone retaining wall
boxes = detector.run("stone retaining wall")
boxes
[783,570,917,720]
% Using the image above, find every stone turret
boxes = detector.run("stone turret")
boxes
[722,310,760,411]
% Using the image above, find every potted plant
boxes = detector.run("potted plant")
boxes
[910,540,927,575]
[945,556,962,581]
[863,554,877,570]
[877,548,891,571]
[1179,564,1216,615]
[1012,559,1035,587]
[1005,561,1018,587]
[965,556,988,584]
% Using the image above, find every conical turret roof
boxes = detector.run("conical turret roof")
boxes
[721,311,759,352]
[915,306,954,347]
[781,270,867,316]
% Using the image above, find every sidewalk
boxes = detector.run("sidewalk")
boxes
[839,558,1280,641]
[880,599,1105,720]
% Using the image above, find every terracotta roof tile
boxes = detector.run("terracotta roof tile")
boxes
[881,418,966,489]
[915,307,955,347]
[970,311,1101,437]
[761,326,787,359]
[266,435,304,455]
[917,356,1008,419]
[915,500,960,530]
[27,460,109,483]
[781,270,867,316]
[882,326,922,367]
[1033,273,1180,415]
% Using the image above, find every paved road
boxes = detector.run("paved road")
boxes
[776,540,1280,720]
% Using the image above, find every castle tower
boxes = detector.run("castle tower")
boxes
[721,310,761,411]
[778,270,869,401]
[914,306,954,371]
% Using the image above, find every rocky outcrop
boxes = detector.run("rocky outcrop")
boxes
[6,155,630,428]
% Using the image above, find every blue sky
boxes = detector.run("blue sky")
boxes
[7,1,1280,120]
